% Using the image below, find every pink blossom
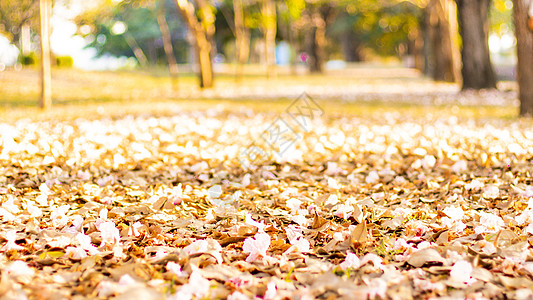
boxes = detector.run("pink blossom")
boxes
[96,280,118,298]
[364,278,387,299]
[35,183,50,206]
[166,261,186,277]
[524,223,533,235]
[177,270,211,299]
[340,252,361,270]
[443,206,464,221]
[118,274,137,286]
[450,260,475,284]
[98,221,121,247]
[51,205,70,227]
[5,260,34,277]
[1,230,24,251]
[285,198,302,214]
[478,211,504,232]
[26,201,42,218]
[361,253,383,269]
[245,213,266,232]
[228,291,249,300]
[415,241,435,250]
[413,277,445,292]
[285,225,303,241]
[366,171,379,184]
[128,221,143,237]
[243,232,271,262]
[76,233,99,255]
[483,185,500,199]
[0,208,15,222]
[451,160,467,173]
[264,281,277,300]
[62,215,84,234]
[333,203,353,219]
[465,179,484,190]
[287,237,310,253]
[393,238,409,251]
[65,246,88,260]
[523,186,533,198]
[291,210,309,226]
[182,239,223,263]
[183,240,208,255]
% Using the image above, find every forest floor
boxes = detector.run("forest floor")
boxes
[0,65,532,299]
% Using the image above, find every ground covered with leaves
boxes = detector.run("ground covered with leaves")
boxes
[1,104,533,299]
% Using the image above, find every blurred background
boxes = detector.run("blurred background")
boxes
[0,0,531,114]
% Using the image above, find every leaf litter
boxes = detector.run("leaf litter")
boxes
[0,109,532,299]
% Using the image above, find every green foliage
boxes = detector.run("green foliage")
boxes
[330,1,421,58]
[74,0,188,64]
[19,52,37,66]
[56,56,74,68]
[490,0,514,36]
[0,0,39,43]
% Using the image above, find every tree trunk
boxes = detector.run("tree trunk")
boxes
[261,0,277,78]
[342,30,362,62]
[307,5,330,73]
[39,0,52,110]
[157,0,179,77]
[426,0,461,82]
[414,27,425,71]
[234,0,250,80]
[513,0,533,116]
[21,24,31,55]
[456,0,496,90]
[197,0,216,60]
[123,33,149,67]
[175,0,213,89]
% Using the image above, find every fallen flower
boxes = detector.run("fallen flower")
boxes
[443,206,464,221]
[51,205,70,228]
[361,253,383,269]
[65,246,88,260]
[286,236,310,253]
[264,281,277,300]
[98,221,121,247]
[5,260,34,277]
[76,233,99,255]
[476,211,505,233]
[449,260,475,284]
[483,185,500,199]
[166,261,187,277]
[1,230,24,251]
[176,270,211,299]
[182,239,223,263]
[183,239,208,255]
[340,252,361,270]
[243,232,271,262]
[245,213,266,232]
[228,291,249,300]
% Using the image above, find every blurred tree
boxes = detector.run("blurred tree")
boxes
[260,0,276,77]
[513,0,533,116]
[75,0,186,66]
[277,0,305,72]
[455,0,496,90]
[0,0,39,49]
[175,0,215,88]
[156,0,180,78]
[234,0,250,77]
[219,0,251,78]
[305,2,334,73]
[40,0,52,109]
[424,0,461,82]
[329,1,421,63]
